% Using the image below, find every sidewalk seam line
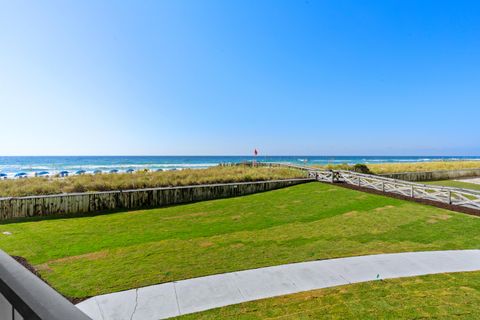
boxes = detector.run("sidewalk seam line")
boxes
[173,282,182,316]
[94,297,106,320]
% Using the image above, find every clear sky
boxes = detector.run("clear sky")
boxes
[1,0,479,156]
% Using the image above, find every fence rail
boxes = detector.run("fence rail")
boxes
[306,168,480,210]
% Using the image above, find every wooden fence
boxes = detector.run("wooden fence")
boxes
[380,168,480,182]
[0,178,313,220]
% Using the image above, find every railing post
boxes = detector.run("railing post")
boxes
[411,186,414,198]
[382,181,385,193]
[448,191,452,205]
[358,176,361,187]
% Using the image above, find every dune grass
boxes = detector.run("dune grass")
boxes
[366,161,480,174]
[0,182,479,299]
[176,271,480,319]
[313,161,480,174]
[0,165,306,197]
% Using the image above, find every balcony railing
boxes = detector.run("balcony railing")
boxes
[0,249,91,320]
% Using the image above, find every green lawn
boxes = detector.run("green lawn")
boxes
[0,182,479,299]
[424,179,480,191]
[176,271,480,319]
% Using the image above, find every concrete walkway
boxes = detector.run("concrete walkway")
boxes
[77,250,480,320]
[456,177,480,185]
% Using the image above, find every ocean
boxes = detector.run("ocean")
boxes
[0,155,479,178]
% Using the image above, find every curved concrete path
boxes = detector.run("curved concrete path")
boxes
[77,250,480,320]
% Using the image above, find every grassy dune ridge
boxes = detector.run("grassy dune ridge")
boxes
[0,166,306,197]
[3,161,480,197]
[315,160,480,174]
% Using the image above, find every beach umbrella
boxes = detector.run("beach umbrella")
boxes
[109,169,119,174]
[15,172,27,178]
[59,171,69,177]
[75,170,86,175]
[156,169,164,172]
[126,169,135,173]
[0,173,7,178]
[37,171,49,176]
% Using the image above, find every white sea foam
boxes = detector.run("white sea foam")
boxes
[63,163,218,169]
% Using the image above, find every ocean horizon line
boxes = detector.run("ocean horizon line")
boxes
[1,155,480,157]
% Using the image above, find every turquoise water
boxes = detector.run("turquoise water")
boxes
[0,156,479,177]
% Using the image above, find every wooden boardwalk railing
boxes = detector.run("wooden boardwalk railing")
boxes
[308,168,480,210]
[258,162,480,211]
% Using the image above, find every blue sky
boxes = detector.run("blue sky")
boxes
[1,0,479,156]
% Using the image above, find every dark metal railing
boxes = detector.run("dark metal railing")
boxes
[0,250,91,320]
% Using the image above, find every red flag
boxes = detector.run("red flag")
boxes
[254,149,258,156]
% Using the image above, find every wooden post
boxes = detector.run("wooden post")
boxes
[448,191,452,205]
[382,181,385,193]
[411,186,414,198]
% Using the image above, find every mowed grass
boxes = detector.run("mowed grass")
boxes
[424,179,480,191]
[177,271,480,319]
[0,165,306,197]
[0,182,479,298]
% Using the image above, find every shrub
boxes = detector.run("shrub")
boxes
[352,164,372,174]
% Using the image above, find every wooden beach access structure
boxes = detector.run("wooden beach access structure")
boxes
[304,166,480,210]
[253,162,480,211]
